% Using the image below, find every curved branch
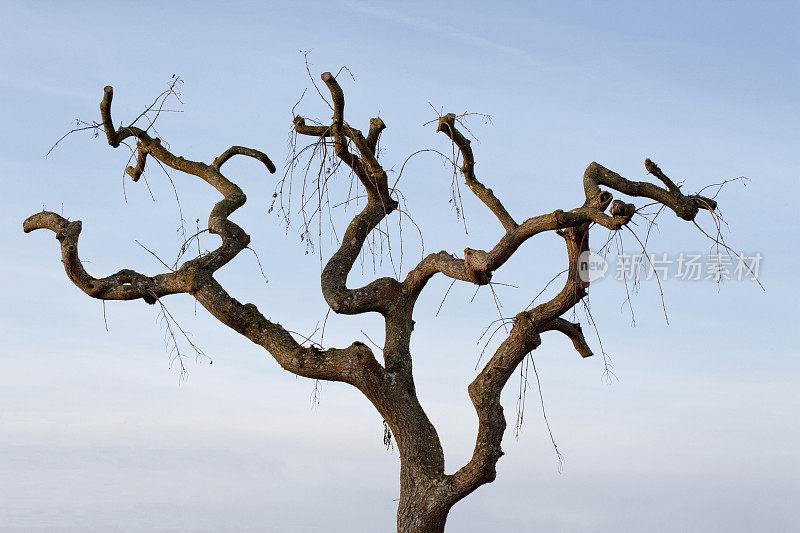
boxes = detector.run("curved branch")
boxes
[584,161,717,221]
[212,146,276,173]
[402,203,629,296]
[293,73,401,316]
[321,202,401,315]
[23,212,189,304]
[403,156,721,301]
[443,222,590,503]
[100,86,121,147]
[443,312,538,499]
[436,113,517,231]
[293,115,386,160]
[125,143,148,182]
[319,71,362,173]
[292,116,332,137]
[97,85,276,275]
[539,317,593,358]
[193,276,384,383]
[292,75,441,473]
[29,85,282,302]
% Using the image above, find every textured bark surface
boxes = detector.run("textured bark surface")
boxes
[25,74,724,532]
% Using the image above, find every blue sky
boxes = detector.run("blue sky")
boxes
[1,1,798,531]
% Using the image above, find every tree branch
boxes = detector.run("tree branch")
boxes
[212,146,276,173]
[293,115,385,160]
[404,154,724,302]
[193,276,383,382]
[292,116,332,137]
[100,86,121,147]
[125,143,148,182]
[98,85,282,276]
[402,203,629,295]
[27,82,276,306]
[436,113,517,231]
[539,317,593,358]
[644,158,680,194]
[292,73,401,316]
[23,212,189,304]
[366,117,386,154]
[443,222,590,503]
[584,161,717,221]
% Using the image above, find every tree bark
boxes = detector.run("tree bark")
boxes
[397,496,449,533]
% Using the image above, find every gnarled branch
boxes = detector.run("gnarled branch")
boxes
[293,73,400,317]
[584,161,717,221]
[23,211,189,304]
[443,221,590,503]
[436,113,517,231]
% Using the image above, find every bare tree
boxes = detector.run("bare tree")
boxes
[25,72,729,533]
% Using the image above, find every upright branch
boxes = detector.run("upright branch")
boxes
[366,117,386,154]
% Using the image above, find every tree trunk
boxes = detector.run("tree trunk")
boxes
[397,510,448,533]
[396,486,450,533]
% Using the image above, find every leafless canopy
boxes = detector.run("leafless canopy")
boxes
[25,73,726,533]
